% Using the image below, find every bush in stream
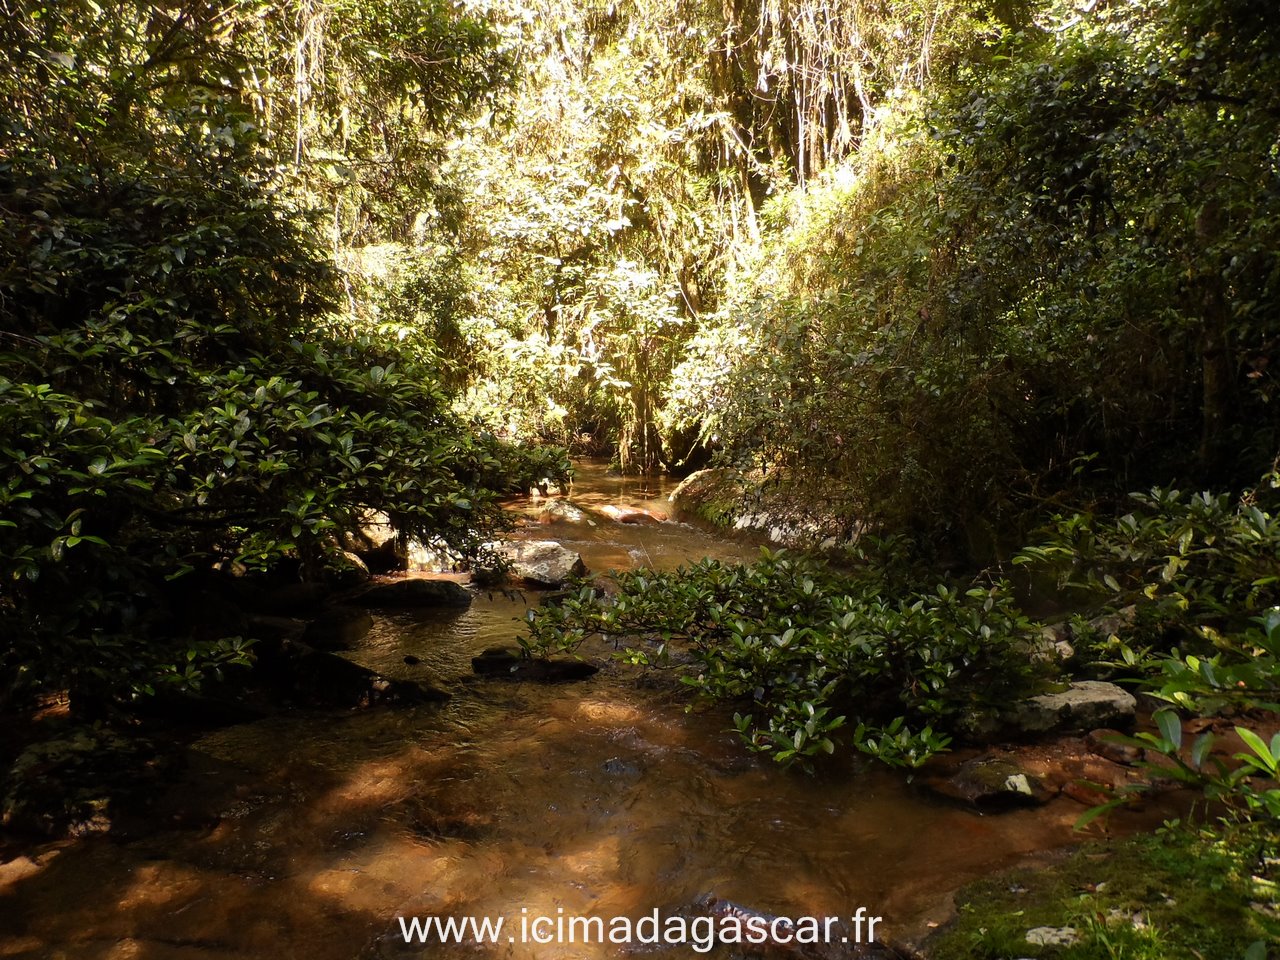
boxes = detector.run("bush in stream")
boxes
[521,549,1043,767]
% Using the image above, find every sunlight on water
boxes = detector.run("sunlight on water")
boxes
[0,462,1173,959]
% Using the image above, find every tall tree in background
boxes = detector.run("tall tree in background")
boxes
[450,0,997,470]
[667,0,1280,553]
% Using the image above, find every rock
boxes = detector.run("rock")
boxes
[1009,681,1137,735]
[326,549,371,587]
[668,467,745,528]
[923,756,1056,808]
[254,639,449,708]
[488,540,587,588]
[340,550,369,574]
[602,757,644,777]
[340,511,404,573]
[1026,926,1079,947]
[537,499,596,525]
[302,605,374,651]
[1030,622,1075,662]
[351,577,472,608]
[471,646,599,683]
[1087,605,1138,640]
[406,537,466,573]
[1085,728,1143,765]
[1061,780,1115,807]
[598,504,667,524]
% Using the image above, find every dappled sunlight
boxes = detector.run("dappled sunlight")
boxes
[0,848,54,893]
[0,465,1204,958]
[572,698,646,725]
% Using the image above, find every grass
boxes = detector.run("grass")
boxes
[925,819,1278,960]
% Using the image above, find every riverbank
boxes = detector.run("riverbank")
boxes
[924,820,1278,959]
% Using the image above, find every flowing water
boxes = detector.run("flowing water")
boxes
[1,462,1166,960]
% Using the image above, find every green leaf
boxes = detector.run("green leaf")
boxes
[1235,727,1278,775]
[1190,731,1215,770]
[1155,708,1182,751]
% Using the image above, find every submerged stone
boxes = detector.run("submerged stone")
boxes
[256,638,449,708]
[923,755,1056,808]
[471,646,598,682]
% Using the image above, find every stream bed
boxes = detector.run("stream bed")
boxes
[0,463,1167,960]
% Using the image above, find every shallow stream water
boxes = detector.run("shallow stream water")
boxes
[0,462,1164,960]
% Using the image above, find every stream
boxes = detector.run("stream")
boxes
[0,462,1166,960]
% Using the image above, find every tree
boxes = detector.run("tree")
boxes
[0,0,540,712]
[664,0,1280,553]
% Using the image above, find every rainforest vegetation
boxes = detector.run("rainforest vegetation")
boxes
[1,0,1278,954]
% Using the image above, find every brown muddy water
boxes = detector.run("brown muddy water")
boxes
[1,462,1169,960]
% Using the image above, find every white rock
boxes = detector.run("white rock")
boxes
[492,540,587,588]
[1025,926,1079,946]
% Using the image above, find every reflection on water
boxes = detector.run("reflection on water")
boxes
[0,461,1163,959]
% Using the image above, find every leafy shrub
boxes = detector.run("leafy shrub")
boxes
[1083,609,1280,825]
[522,549,1041,767]
[0,2,542,713]
[664,0,1280,553]
[1016,483,1280,653]
[1018,481,1280,823]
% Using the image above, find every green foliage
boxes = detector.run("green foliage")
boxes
[1018,483,1280,823]
[448,0,1007,468]
[0,1,541,712]
[1016,484,1280,640]
[1086,707,1280,826]
[521,548,1041,767]
[2,724,168,835]
[1082,609,1280,824]
[236,0,514,245]
[668,0,1280,549]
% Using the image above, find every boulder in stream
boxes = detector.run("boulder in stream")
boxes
[668,467,747,528]
[255,638,449,707]
[536,498,597,525]
[597,504,667,524]
[486,540,587,588]
[923,755,1056,808]
[471,646,599,682]
[351,577,473,608]
[1007,680,1137,735]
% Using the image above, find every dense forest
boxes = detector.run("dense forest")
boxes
[1,0,1278,957]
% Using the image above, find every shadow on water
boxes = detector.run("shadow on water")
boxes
[0,462,1176,959]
